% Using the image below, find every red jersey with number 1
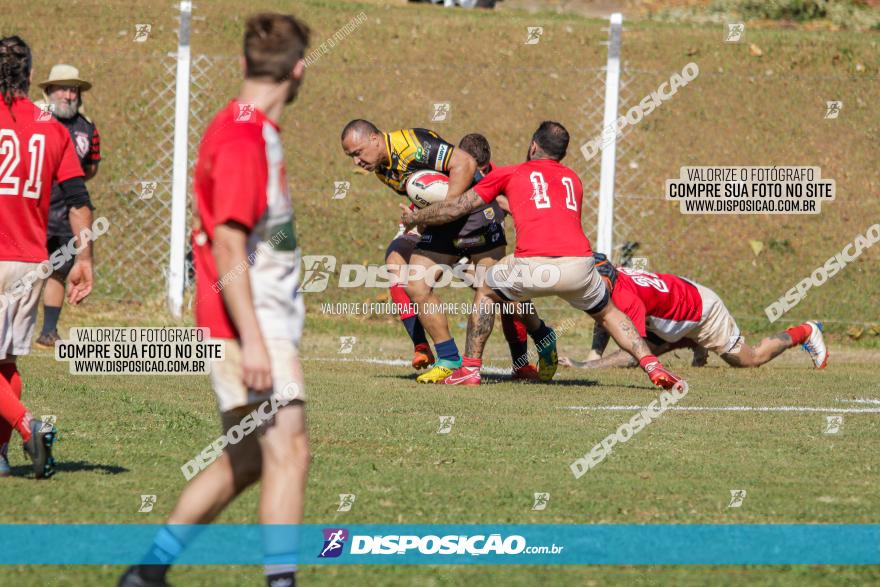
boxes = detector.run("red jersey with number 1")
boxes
[473,158,591,257]
[0,97,84,262]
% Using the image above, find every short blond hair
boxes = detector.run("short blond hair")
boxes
[244,13,310,82]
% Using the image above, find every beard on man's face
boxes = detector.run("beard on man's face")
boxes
[50,97,78,119]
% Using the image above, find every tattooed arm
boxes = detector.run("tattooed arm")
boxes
[560,350,638,369]
[560,333,675,369]
[400,189,485,229]
[591,305,653,362]
[617,317,653,359]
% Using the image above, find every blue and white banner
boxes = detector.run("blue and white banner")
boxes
[2,524,879,565]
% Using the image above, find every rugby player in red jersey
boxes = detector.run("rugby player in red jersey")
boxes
[119,13,310,587]
[559,254,828,370]
[402,121,684,390]
[0,36,95,478]
[458,133,538,380]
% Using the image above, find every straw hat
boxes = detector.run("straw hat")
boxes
[37,64,92,92]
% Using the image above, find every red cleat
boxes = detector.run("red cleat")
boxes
[441,366,481,386]
[512,364,540,381]
[412,343,434,370]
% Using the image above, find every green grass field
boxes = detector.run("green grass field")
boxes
[2,0,880,584]
[1,312,879,585]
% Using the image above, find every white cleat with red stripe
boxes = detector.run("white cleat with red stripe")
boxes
[802,321,829,369]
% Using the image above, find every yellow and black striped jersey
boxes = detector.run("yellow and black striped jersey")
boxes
[375,128,454,194]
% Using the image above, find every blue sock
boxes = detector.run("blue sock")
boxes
[41,305,61,335]
[434,338,461,364]
[137,526,184,581]
[402,316,428,346]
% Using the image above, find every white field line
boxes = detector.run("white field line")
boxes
[563,406,880,414]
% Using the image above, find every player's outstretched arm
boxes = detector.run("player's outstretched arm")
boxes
[560,350,638,369]
[401,190,485,227]
[561,330,680,369]
[445,147,477,198]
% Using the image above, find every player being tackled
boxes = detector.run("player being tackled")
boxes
[559,254,828,371]
[340,123,542,383]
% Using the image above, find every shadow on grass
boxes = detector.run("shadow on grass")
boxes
[375,372,650,389]
[10,460,129,477]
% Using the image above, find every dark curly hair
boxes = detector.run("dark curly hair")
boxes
[459,133,491,168]
[0,36,32,118]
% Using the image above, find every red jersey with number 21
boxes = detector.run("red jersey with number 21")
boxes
[0,98,84,262]
[611,268,703,342]
[473,158,591,258]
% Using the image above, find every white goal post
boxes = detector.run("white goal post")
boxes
[167,1,192,318]
[595,12,622,259]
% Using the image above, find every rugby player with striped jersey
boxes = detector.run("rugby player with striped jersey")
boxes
[341,123,544,382]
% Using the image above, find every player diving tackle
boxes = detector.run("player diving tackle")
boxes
[559,254,828,370]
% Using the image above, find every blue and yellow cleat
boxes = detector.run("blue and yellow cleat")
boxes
[536,329,558,382]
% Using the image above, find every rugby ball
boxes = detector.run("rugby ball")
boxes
[405,170,449,209]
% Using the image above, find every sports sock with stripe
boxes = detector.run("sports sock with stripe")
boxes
[137,525,186,581]
[403,317,428,347]
[639,355,661,371]
[391,284,428,347]
[785,323,812,346]
[462,357,482,369]
[434,338,461,365]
